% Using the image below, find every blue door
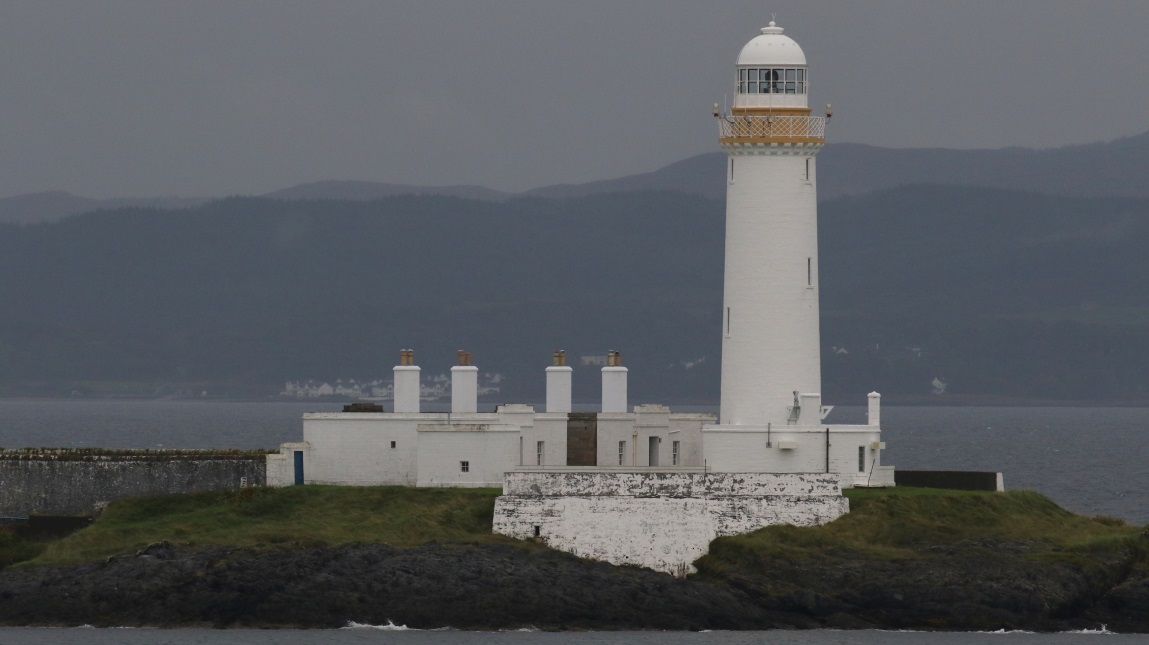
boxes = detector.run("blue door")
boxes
[293,451,304,485]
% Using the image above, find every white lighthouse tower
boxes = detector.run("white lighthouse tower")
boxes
[704,23,892,485]
[718,21,824,427]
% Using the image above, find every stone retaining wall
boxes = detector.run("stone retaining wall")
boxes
[0,449,270,516]
[493,470,848,575]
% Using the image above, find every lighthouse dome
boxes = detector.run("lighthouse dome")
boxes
[736,22,806,67]
[732,22,809,109]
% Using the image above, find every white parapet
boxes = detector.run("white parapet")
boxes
[545,365,573,414]
[451,365,479,414]
[493,470,848,575]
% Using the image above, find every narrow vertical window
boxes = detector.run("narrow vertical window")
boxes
[672,441,680,466]
[805,158,810,181]
[858,446,866,473]
[536,440,545,466]
[725,307,731,336]
[390,440,396,449]
[729,158,734,183]
[618,440,626,466]
[807,258,812,286]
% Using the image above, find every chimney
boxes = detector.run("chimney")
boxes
[451,350,478,414]
[601,350,628,413]
[393,349,421,413]
[546,350,572,414]
[867,391,881,427]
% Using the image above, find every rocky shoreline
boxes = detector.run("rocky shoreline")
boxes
[1,538,1146,631]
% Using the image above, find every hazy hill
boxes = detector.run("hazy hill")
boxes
[262,180,512,202]
[527,130,1149,202]
[6,130,1147,224]
[1,186,1148,403]
[0,192,208,225]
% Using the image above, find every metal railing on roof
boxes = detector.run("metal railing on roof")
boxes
[717,114,827,140]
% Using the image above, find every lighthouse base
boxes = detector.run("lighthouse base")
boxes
[702,424,894,487]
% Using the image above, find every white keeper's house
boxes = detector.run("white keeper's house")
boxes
[268,22,894,573]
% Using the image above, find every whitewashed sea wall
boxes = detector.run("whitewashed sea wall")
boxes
[493,470,848,575]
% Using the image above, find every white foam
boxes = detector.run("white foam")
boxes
[343,620,414,631]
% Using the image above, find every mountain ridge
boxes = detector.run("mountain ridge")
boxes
[5,130,1147,224]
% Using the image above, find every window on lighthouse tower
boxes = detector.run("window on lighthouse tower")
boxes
[738,68,806,94]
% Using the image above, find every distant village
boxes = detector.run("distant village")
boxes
[280,372,504,400]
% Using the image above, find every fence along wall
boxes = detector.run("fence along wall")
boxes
[0,449,270,517]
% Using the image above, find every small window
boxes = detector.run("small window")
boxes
[725,307,731,336]
[533,525,541,537]
[805,158,810,181]
[729,158,734,183]
[390,440,396,449]
[786,68,796,81]
[536,440,545,466]
[858,447,866,473]
[460,460,470,473]
[807,258,812,286]
[747,81,758,94]
[672,441,681,466]
[618,440,626,466]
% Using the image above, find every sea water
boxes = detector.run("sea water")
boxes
[0,401,1146,642]
[0,626,1141,643]
[0,400,1144,523]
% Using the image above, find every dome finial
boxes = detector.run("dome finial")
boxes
[762,17,784,35]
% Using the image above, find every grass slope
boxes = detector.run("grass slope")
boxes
[21,485,506,568]
[697,488,1143,574]
[4,486,1143,574]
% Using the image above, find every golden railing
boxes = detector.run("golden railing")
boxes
[717,115,827,141]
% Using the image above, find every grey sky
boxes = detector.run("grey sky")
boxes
[2,0,1147,198]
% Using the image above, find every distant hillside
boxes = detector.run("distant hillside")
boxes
[526,130,1149,202]
[1,186,1148,403]
[0,192,208,225]
[7,130,1146,224]
[262,180,511,202]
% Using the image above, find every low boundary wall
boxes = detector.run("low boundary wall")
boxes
[493,470,848,575]
[0,449,271,517]
[894,470,1005,492]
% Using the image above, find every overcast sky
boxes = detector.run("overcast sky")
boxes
[2,1,1147,199]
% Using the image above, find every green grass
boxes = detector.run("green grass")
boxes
[12,485,1145,574]
[0,532,45,568]
[25,485,507,567]
[697,488,1145,574]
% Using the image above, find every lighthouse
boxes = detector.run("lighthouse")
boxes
[703,22,889,483]
[717,21,828,427]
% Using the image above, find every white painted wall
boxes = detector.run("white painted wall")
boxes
[301,413,436,485]
[521,414,568,466]
[451,366,478,413]
[494,471,848,574]
[867,392,881,426]
[669,414,712,467]
[266,442,309,487]
[720,150,822,427]
[545,366,573,414]
[601,366,627,413]
[702,424,888,486]
[416,424,520,487]
[393,366,421,413]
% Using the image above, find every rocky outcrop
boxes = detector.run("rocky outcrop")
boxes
[0,542,769,630]
[0,536,1146,631]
